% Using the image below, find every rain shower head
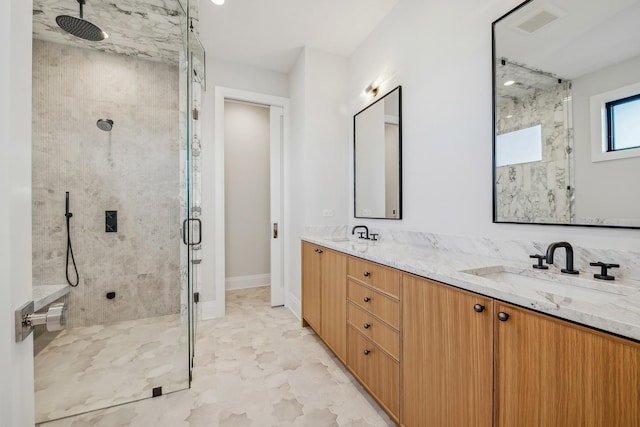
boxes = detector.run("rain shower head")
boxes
[56,0,107,42]
[96,119,114,132]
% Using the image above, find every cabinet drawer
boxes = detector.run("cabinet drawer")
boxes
[348,326,399,418]
[348,257,400,298]
[348,280,399,329]
[348,302,399,360]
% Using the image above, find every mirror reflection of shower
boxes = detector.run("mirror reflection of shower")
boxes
[65,191,79,287]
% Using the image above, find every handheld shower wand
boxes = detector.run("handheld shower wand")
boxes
[65,192,80,287]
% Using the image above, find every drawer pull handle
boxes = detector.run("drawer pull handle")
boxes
[317,249,323,254]
[363,296,371,303]
[314,248,319,253]
[497,312,510,322]
[473,304,485,313]
[363,323,371,329]
[363,349,371,356]
[363,271,371,277]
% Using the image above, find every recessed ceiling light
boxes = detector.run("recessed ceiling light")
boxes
[504,80,515,86]
[211,0,225,4]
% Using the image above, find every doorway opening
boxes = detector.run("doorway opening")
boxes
[223,100,272,299]
[209,87,289,318]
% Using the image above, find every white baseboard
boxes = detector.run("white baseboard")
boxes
[225,273,271,290]
[201,300,223,320]
[286,292,301,320]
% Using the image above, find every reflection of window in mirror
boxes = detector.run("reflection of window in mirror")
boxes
[590,82,640,163]
[495,124,542,166]
[606,94,640,151]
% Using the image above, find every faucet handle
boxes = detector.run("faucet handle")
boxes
[357,231,365,239]
[370,233,379,241]
[589,262,619,281]
[529,254,548,269]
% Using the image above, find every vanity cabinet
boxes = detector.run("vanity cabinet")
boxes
[494,302,640,427]
[301,240,640,427]
[402,274,493,427]
[347,258,401,420]
[301,242,347,361]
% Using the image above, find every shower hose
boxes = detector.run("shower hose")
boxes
[65,207,80,287]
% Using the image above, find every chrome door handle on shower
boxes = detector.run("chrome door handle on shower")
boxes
[182,218,202,245]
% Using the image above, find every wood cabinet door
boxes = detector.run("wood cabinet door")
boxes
[301,242,321,332]
[495,302,640,427]
[320,249,347,361]
[402,274,493,427]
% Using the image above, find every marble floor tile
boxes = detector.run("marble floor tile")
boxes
[38,287,395,426]
[35,314,189,423]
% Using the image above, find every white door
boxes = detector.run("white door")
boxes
[270,106,284,307]
[1,0,36,423]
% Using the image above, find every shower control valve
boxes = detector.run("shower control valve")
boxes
[15,301,68,342]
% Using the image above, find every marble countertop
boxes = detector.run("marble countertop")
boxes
[33,284,70,311]
[301,236,640,342]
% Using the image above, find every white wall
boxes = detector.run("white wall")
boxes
[355,100,386,216]
[572,54,640,222]
[200,57,289,308]
[1,0,35,425]
[224,100,271,280]
[286,50,307,312]
[288,47,349,304]
[346,0,640,250]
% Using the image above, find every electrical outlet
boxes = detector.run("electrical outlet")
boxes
[322,209,334,217]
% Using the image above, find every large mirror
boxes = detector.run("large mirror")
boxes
[354,86,402,219]
[493,0,640,228]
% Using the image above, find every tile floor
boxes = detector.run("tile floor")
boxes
[35,314,189,423]
[39,287,394,426]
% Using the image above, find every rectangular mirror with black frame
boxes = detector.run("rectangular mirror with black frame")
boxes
[492,0,640,228]
[354,86,402,219]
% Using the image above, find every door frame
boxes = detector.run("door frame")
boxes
[208,87,290,317]
[2,0,35,424]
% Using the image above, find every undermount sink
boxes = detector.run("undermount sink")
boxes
[461,265,639,303]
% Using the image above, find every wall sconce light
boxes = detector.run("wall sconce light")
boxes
[365,83,379,97]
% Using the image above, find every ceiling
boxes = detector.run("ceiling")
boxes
[190,0,400,73]
[495,0,640,79]
[32,0,400,72]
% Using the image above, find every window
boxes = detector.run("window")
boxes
[606,93,640,152]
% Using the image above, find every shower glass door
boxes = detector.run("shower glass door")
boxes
[31,0,196,423]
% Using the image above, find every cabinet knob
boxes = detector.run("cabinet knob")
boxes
[363,323,371,329]
[473,304,485,313]
[363,271,371,277]
[497,312,510,322]
[363,296,371,303]
[314,248,319,253]
[317,249,323,254]
[363,349,371,356]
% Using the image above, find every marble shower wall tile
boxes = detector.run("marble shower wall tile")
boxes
[495,60,574,224]
[33,0,184,64]
[32,40,181,327]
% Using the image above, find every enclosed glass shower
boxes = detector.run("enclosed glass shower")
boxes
[30,0,203,422]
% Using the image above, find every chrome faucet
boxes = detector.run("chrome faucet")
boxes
[351,225,370,240]
[545,242,579,274]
